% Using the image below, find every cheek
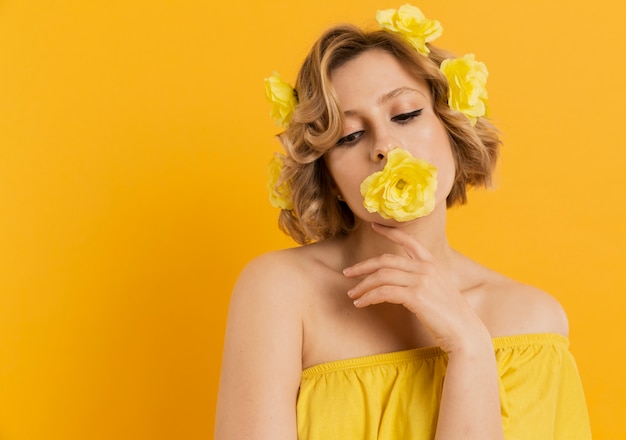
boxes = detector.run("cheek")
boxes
[330,167,360,197]
[325,152,360,188]
[324,153,370,212]
[436,156,456,200]
[323,153,341,187]
[436,143,456,199]
[422,125,456,197]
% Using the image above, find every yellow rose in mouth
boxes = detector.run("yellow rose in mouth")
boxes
[360,148,438,222]
[267,153,293,210]
[264,72,297,127]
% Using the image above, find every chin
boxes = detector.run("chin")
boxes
[363,215,421,228]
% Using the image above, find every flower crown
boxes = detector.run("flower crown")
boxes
[265,3,489,210]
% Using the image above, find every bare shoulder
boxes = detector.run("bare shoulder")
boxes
[216,246,324,439]
[227,243,335,336]
[234,248,302,293]
[469,269,570,338]
[225,246,316,345]
[225,248,315,340]
[233,244,327,303]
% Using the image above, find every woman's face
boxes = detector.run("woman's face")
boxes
[324,49,455,226]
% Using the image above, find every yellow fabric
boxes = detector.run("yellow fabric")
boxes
[297,333,591,439]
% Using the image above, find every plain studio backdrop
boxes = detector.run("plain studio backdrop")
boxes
[0,0,624,438]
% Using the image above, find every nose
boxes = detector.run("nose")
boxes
[371,138,397,163]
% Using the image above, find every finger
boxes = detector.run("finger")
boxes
[371,223,433,262]
[347,268,415,300]
[352,285,408,308]
[343,253,416,278]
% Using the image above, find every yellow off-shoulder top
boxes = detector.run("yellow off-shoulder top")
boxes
[297,333,591,439]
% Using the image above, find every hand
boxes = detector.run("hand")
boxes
[343,223,489,354]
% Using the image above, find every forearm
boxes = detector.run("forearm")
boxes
[435,336,504,440]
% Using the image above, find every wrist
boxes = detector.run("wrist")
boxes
[445,325,493,359]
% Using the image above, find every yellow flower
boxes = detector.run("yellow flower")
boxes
[360,148,438,222]
[440,54,488,125]
[376,4,443,56]
[264,72,297,127]
[267,153,293,210]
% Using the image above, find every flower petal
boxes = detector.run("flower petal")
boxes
[360,148,438,221]
[267,153,294,210]
[375,4,443,55]
[264,72,297,127]
[440,54,489,124]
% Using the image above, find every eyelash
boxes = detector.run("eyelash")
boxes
[336,131,364,147]
[336,109,424,147]
[392,108,423,124]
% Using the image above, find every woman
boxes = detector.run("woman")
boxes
[215,5,590,439]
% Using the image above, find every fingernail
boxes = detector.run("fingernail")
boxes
[353,298,361,306]
[347,289,355,298]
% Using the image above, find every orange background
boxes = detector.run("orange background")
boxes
[1,1,624,438]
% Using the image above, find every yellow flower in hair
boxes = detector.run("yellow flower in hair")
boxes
[264,72,297,127]
[440,54,488,125]
[376,4,443,55]
[360,148,438,222]
[267,153,294,210]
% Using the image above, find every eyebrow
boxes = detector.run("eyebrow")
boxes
[343,87,426,116]
[380,87,424,105]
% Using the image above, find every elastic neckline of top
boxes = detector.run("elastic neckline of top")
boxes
[301,332,569,377]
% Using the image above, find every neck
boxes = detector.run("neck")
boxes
[343,203,454,265]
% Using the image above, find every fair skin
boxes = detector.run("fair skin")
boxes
[215,49,569,439]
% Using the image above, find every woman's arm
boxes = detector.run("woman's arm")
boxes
[434,330,502,439]
[215,253,303,440]
[344,223,505,439]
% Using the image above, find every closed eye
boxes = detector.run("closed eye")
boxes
[391,109,423,124]
[336,130,364,147]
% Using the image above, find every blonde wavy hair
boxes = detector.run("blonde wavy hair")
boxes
[275,25,501,244]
